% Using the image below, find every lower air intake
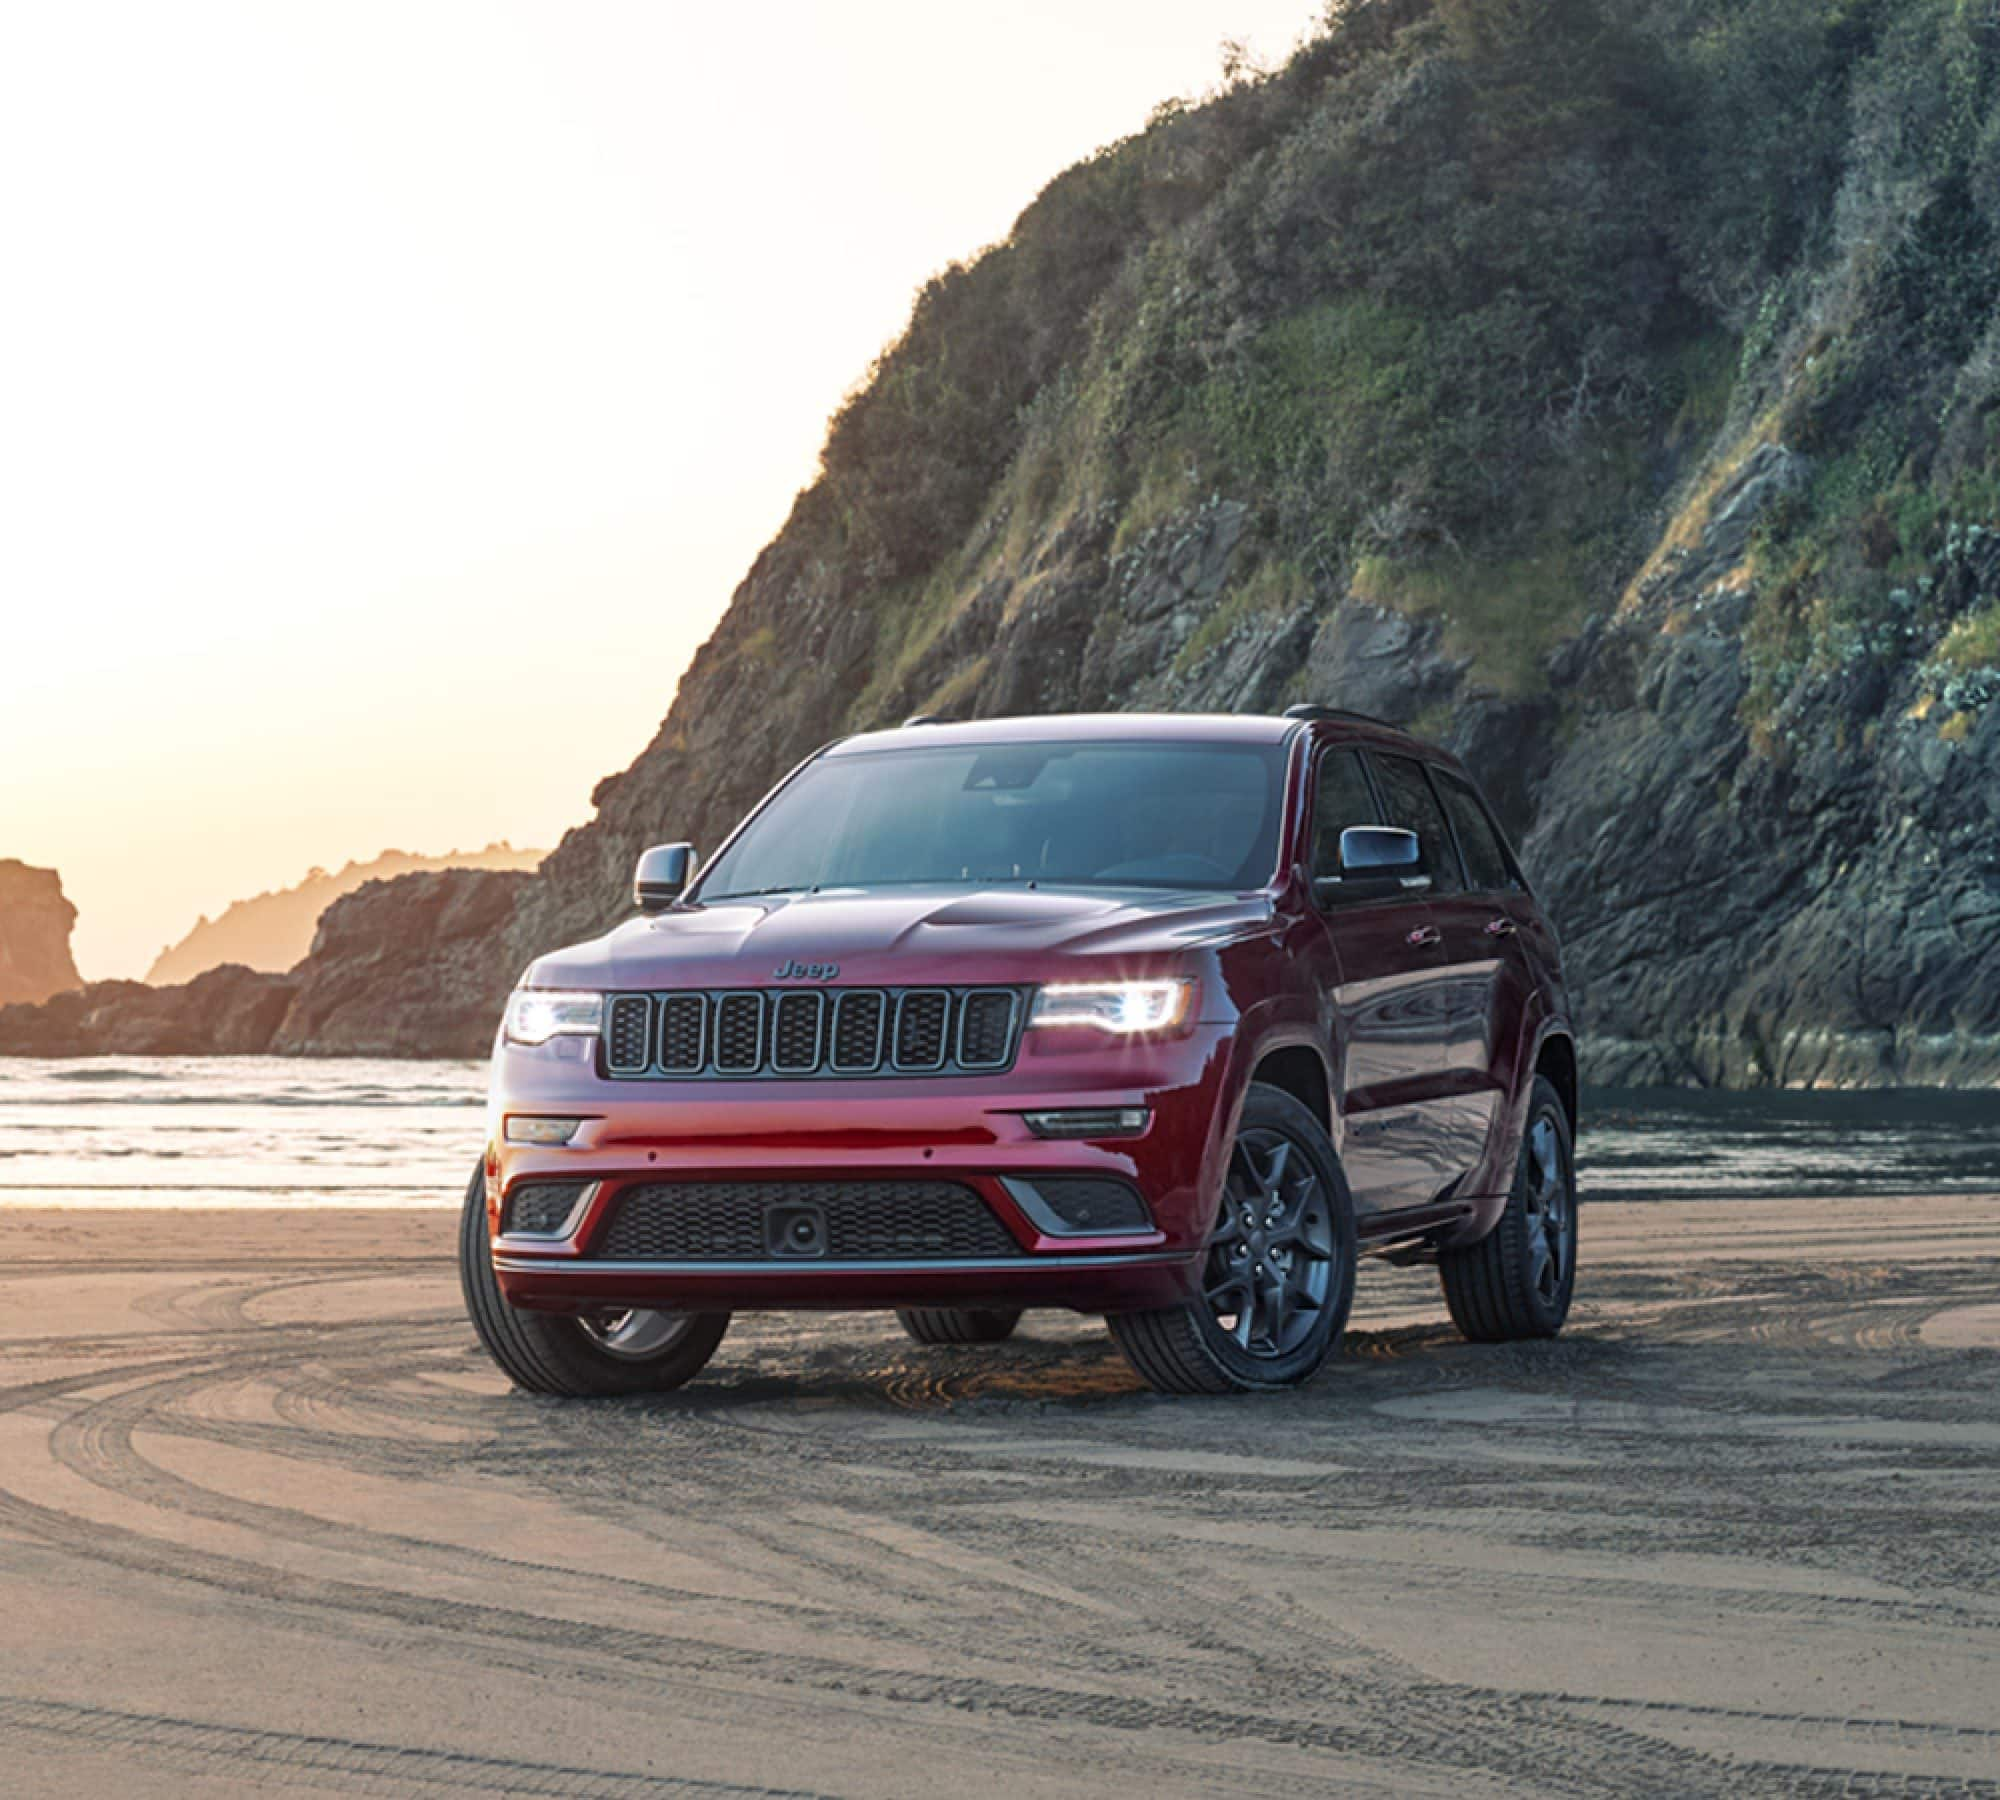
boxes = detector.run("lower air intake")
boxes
[503,1181,588,1236]
[594,1180,1023,1261]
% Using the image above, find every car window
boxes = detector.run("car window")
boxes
[1366,754,1464,896]
[698,740,1289,898]
[1435,770,1518,894]
[1310,748,1380,879]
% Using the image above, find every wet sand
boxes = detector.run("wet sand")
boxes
[2,1196,1997,1796]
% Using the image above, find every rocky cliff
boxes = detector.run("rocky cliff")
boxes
[0,869,533,1059]
[0,861,81,1006]
[500,0,2000,1088]
[10,0,2000,1079]
[146,844,545,986]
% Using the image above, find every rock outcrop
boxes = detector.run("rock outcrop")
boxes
[146,844,546,986]
[0,861,81,1006]
[1528,504,2000,1088]
[0,964,295,1057]
[0,870,534,1060]
[268,869,533,1057]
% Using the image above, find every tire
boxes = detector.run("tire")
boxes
[458,1164,730,1396]
[896,1306,1023,1346]
[1107,1083,1357,1395]
[1439,1074,1577,1343]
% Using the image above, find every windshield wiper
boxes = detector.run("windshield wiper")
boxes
[705,885,814,901]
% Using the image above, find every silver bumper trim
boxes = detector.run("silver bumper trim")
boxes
[493,1250,1183,1276]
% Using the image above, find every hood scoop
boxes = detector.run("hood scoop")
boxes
[916,891,1118,928]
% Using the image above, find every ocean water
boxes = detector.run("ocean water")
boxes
[0,1057,487,1209]
[0,1056,1996,1209]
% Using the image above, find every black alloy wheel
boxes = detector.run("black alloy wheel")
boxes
[1108,1083,1357,1394]
[1439,1074,1577,1342]
[1203,1124,1339,1357]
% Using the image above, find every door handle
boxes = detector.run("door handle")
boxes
[1484,917,1518,938]
[1406,925,1442,948]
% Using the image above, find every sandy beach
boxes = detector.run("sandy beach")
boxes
[2,1196,1997,1796]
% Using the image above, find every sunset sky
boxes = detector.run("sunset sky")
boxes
[1,1,1322,980]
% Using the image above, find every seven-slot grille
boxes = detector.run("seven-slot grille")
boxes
[600,986,1026,1079]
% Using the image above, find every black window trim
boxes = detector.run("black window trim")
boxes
[1359,748,1468,898]
[1306,741,1402,911]
[1427,764,1529,898]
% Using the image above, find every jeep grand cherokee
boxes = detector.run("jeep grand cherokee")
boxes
[460,707,1577,1396]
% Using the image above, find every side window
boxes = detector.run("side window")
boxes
[1310,748,1380,879]
[1367,753,1464,896]
[1436,771,1518,894]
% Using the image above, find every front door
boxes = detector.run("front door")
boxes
[1309,745,1459,1218]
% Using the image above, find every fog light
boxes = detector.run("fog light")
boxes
[1021,1107,1150,1140]
[505,1116,584,1146]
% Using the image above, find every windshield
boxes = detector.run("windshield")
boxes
[698,740,1289,900]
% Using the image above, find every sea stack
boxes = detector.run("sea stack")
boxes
[0,860,82,1006]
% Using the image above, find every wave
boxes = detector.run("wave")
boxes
[0,1091,481,1109]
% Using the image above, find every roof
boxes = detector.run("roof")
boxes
[826,711,1432,758]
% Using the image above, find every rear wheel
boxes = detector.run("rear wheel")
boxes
[1439,1075,1577,1342]
[1108,1083,1356,1394]
[458,1165,730,1396]
[896,1306,1023,1346]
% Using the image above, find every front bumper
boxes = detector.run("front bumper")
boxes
[485,1023,1234,1316]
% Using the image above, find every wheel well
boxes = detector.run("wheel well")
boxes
[1536,1033,1578,1138]
[1251,1045,1330,1133]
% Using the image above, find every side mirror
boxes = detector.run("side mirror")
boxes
[634,843,695,914]
[1312,827,1427,906]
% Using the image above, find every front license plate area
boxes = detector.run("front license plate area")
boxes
[766,1203,827,1258]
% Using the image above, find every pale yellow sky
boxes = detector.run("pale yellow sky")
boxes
[1,0,1323,980]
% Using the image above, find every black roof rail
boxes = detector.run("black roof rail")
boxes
[1282,703,1398,728]
[901,712,957,728]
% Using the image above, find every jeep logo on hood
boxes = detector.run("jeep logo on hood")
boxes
[773,960,840,981]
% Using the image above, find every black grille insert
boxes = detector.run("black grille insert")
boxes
[658,994,706,1072]
[713,993,764,1073]
[503,1181,588,1236]
[831,990,885,1071]
[600,985,1028,1080]
[957,990,1019,1069]
[595,1180,1022,1261]
[771,991,825,1072]
[605,996,651,1074]
[1026,1176,1152,1233]
[894,990,950,1070]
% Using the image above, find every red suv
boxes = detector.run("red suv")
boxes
[460,709,1578,1396]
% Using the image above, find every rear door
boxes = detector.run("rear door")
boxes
[1424,765,1537,1192]
[1310,744,1457,1218]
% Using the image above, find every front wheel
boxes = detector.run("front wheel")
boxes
[1107,1083,1357,1394]
[1438,1075,1577,1342]
[458,1165,730,1396]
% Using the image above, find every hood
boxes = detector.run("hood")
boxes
[525,885,1273,990]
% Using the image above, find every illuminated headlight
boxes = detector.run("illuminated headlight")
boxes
[505,1116,584,1146]
[503,989,604,1047]
[1029,979,1194,1035]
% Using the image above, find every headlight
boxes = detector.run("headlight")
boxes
[1029,979,1194,1035]
[503,989,604,1046]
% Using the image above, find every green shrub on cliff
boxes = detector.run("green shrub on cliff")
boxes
[774,0,2000,727]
